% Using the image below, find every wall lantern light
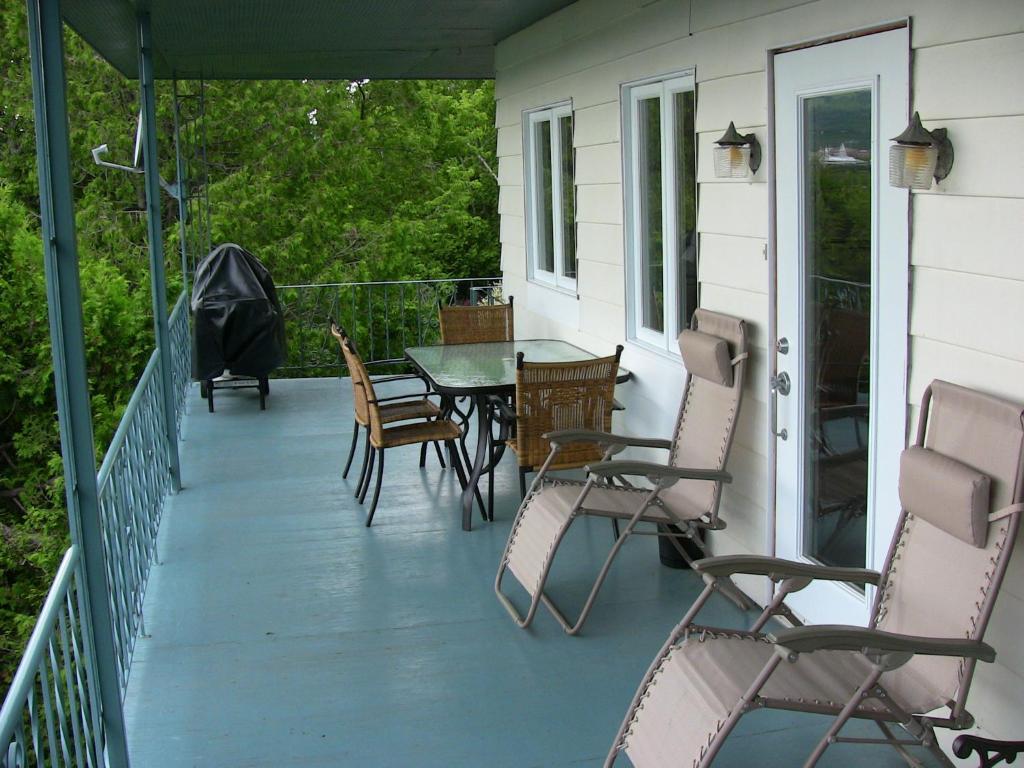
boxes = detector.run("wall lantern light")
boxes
[713,121,761,178]
[888,111,953,189]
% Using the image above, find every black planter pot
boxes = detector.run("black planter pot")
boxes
[657,523,704,569]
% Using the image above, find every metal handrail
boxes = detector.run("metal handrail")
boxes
[96,351,161,493]
[276,277,501,290]
[0,547,104,767]
[167,291,191,432]
[276,276,502,376]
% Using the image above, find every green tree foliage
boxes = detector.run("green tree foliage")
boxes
[203,78,498,285]
[0,185,151,674]
[0,0,498,684]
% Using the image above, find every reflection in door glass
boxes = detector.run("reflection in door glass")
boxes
[801,89,872,579]
[559,115,576,280]
[637,97,663,332]
[674,90,698,332]
[535,120,555,273]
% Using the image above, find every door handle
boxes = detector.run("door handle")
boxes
[770,371,790,440]
[770,372,791,396]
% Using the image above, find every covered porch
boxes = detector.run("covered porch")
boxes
[122,377,927,767]
[5,0,1021,765]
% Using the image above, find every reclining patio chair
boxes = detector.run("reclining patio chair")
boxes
[605,380,1024,768]
[495,309,750,635]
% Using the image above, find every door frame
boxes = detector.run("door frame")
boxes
[765,19,911,619]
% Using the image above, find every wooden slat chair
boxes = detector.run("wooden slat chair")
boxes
[605,380,1024,768]
[330,321,446,502]
[437,295,514,345]
[495,309,750,635]
[337,331,467,526]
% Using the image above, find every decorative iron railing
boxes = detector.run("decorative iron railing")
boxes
[0,548,103,767]
[95,350,170,688]
[276,277,502,376]
[0,292,192,766]
[812,275,871,312]
[168,292,191,434]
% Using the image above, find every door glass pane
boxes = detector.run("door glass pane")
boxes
[801,89,872,577]
[637,97,663,332]
[534,119,555,273]
[674,90,697,331]
[559,115,576,280]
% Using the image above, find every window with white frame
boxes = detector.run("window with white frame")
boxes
[623,73,697,353]
[523,102,576,291]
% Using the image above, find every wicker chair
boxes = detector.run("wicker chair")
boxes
[330,321,447,501]
[336,331,466,526]
[438,296,514,344]
[437,296,515,475]
[491,346,623,504]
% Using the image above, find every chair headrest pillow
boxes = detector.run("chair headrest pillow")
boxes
[898,446,991,548]
[678,329,733,387]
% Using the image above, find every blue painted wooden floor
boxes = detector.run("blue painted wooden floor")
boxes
[123,378,942,767]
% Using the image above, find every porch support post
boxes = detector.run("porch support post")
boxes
[24,0,131,765]
[137,10,182,492]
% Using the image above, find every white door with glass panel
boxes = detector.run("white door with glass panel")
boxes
[773,28,909,626]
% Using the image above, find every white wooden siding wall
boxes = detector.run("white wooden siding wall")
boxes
[494,0,1024,745]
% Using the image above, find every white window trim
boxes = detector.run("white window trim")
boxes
[622,71,697,357]
[523,101,577,294]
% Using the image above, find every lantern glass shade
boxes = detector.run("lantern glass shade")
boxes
[713,143,751,178]
[889,142,938,190]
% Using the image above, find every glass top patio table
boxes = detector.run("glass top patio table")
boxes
[404,339,630,395]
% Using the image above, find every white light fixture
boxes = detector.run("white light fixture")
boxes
[713,122,761,178]
[888,111,953,190]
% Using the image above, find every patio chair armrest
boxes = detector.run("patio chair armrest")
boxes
[373,392,439,404]
[370,372,432,395]
[370,372,426,386]
[585,460,731,485]
[767,625,996,663]
[544,430,672,450]
[691,555,881,586]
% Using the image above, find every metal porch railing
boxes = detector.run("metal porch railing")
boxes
[0,291,192,766]
[277,277,502,376]
[0,277,503,764]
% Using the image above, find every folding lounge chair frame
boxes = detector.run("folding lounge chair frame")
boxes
[605,380,1024,768]
[495,309,753,636]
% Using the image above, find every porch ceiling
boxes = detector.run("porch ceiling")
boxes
[61,0,575,80]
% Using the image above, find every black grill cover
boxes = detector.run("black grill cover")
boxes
[191,243,286,381]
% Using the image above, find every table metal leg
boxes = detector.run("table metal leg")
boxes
[462,393,490,531]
